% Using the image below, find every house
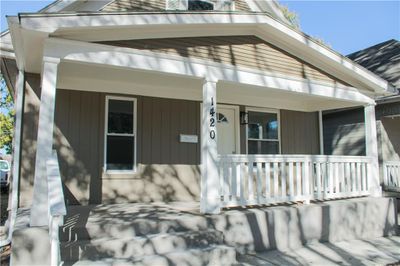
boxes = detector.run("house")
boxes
[323,39,400,192]
[0,0,398,265]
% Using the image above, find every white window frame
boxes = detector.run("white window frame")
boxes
[245,107,281,154]
[104,95,137,174]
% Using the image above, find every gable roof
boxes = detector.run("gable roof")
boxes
[348,39,400,90]
[0,1,396,97]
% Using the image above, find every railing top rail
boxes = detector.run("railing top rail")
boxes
[218,154,374,163]
[383,161,400,166]
[46,150,66,217]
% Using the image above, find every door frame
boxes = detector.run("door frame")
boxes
[217,104,241,155]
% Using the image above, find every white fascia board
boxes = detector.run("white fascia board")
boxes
[17,13,393,95]
[7,17,25,70]
[44,38,375,105]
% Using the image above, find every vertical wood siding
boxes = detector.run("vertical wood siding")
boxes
[99,36,347,86]
[52,90,201,204]
[323,104,400,161]
[19,73,42,207]
[280,110,320,154]
[323,108,366,156]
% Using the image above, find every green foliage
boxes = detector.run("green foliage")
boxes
[278,3,300,29]
[0,74,14,154]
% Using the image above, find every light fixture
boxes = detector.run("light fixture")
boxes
[240,111,248,125]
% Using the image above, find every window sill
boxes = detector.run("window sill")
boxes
[103,169,138,177]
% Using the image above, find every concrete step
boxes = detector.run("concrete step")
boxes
[60,214,211,242]
[62,245,237,266]
[60,229,224,260]
[60,207,212,242]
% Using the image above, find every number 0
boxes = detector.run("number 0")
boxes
[210,130,215,139]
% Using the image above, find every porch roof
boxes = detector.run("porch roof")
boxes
[3,12,396,97]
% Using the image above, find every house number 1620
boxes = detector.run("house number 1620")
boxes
[209,97,216,139]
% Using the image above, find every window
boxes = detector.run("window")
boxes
[188,0,214,10]
[105,96,136,172]
[217,112,228,123]
[247,110,280,154]
[166,0,234,11]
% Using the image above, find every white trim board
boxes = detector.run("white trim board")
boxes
[104,95,138,175]
[245,106,281,155]
[217,104,241,155]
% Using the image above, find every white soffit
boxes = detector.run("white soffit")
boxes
[9,12,395,95]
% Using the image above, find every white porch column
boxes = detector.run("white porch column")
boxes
[30,57,60,226]
[364,104,381,197]
[200,79,221,214]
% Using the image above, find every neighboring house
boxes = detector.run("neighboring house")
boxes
[323,39,400,191]
[0,0,398,264]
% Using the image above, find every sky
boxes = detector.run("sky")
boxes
[1,0,399,55]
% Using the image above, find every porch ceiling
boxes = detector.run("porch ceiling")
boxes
[58,62,366,112]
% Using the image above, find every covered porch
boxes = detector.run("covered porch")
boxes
[22,36,382,222]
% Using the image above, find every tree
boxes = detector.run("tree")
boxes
[277,2,331,48]
[278,3,300,29]
[0,74,14,154]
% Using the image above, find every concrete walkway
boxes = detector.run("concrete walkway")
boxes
[239,236,400,266]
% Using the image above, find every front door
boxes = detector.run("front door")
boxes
[217,106,239,155]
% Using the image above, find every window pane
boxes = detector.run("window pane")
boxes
[188,0,214,10]
[248,140,279,154]
[107,136,134,170]
[261,141,279,154]
[248,111,278,140]
[108,99,133,134]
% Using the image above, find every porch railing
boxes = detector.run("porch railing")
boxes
[46,150,66,266]
[383,161,400,192]
[218,155,372,207]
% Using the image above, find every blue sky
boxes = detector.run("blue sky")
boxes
[280,0,400,55]
[0,0,399,54]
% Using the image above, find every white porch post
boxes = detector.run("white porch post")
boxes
[30,57,60,226]
[364,104,381,197]
[200,79,221,214]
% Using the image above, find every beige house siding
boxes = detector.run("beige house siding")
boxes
[101,0,166,11]
[99,35,348,86]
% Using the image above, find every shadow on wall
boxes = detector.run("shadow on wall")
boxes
[101,164,200,204]
[327,123,366,156]
[19,74,41,207]
[380,117,400,161]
